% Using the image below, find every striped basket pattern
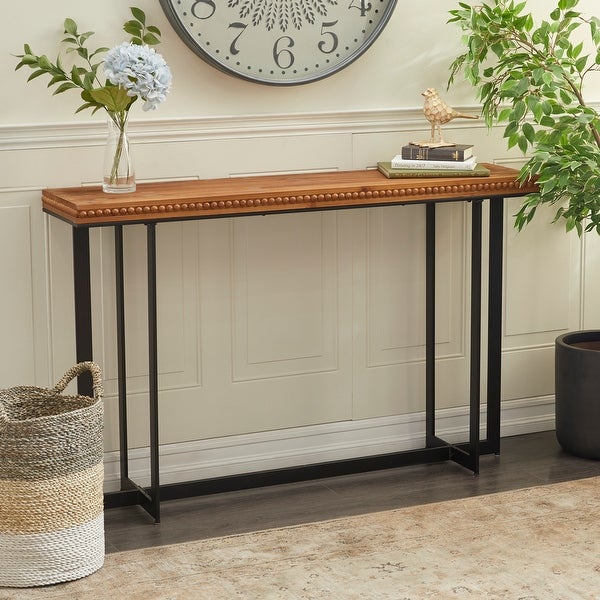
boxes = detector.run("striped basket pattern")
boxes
[0,362,105,588]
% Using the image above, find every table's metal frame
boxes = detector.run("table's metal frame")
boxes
[68,194,503,523]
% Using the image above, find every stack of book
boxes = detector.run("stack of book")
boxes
[377,143,490,178]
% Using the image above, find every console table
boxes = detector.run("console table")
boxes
[42,165,538,522]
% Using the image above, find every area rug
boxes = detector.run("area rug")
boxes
[2,477,600,599]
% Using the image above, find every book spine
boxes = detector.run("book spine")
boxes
[383,169,487,178]
[391,157,476,170]
[401,147,469,161]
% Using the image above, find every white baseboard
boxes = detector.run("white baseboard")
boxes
[103,396,555,492]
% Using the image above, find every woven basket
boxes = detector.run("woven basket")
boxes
[0,362,105,588]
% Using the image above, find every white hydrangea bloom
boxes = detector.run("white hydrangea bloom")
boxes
[104,42,172,110]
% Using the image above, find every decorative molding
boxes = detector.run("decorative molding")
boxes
[0,106,480,152]
[5,102,598,153]
[103,396,555,492]
[51,179,524,221]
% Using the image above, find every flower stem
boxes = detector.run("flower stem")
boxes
[107,110,130,185]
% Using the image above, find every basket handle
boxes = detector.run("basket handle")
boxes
[52,361,104,400]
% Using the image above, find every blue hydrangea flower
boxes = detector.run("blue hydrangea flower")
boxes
[104,42,172,111]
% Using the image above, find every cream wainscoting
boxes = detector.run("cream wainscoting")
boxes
[0,108,587,491]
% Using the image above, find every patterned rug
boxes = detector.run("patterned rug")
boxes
[2,477,600,599]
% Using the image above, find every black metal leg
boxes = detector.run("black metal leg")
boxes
[72,227,93,397]
[146,223,161,522]
[487,198,504,454]
[425,203,437,447]
[115,226,129,486]
[467,199,483,474]
[112,224,160,522]
[425,200,484,474]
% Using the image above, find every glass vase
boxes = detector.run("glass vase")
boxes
[103,113,135,194]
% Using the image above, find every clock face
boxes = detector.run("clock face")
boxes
[159,0,397,85]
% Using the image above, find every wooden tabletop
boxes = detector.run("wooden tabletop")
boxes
[42,164,537,227]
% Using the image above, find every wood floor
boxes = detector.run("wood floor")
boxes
[104,430,600,553]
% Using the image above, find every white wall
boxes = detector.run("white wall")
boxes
[2,0,599,489]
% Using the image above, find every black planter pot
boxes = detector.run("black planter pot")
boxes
[555,330,600,459]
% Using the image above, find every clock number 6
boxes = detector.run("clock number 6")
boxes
[318,21,339,54]
[349,0,372,17]
[191,0,216,19]
[273,36,295,69]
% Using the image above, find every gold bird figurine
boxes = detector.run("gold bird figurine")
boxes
[420,88,478,147]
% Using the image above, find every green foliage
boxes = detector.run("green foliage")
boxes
[14,7,162,117]
[448,0,600,234]
[125,7,162,46]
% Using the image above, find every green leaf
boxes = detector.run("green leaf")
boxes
[37,55,52,70]
[518,135,529,154]
[48,73,67,86]
[571,41,584,59]
[90,47,110,58]
[79,31,95,43]
[523,122,536,143]
[575,56,588,72]
[89,85,133,113]
[512,99,527,122]
[515,77,531,96]
[27,69,47,82]
[559,89,573,104]
[504,121,519,138]
[576,112,595,124]
[507,133,519,149]
[75,102,100,114]
[83,72,95,89]
[70,65,83,87]
[63,18,78,36]
[559,0,579,11]
[513,2,528,16]
[142,32,161,46]
[15,55,38,69]
[542,71,554,86]
[130,7,146,25]
[80,89,94,103]
[124,21,143,36]
[52,82,78,95]
[498,107,512,122]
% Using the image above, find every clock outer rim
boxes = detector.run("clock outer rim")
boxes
[158,0,398,86]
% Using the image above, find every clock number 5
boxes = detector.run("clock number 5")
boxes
[273,36,295,69]
[191,0,216,19]
[349,0,372,17]
[318,21,339,54]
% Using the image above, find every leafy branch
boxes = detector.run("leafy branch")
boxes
[14,7,162,116]
[447,0,600,235]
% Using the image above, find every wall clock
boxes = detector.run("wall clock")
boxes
[158,0,398,85]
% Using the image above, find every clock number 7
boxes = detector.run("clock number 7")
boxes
[228,22,247,55]
[348,0,372,17]
[191,0,216,19]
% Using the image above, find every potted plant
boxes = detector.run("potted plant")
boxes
[447,0,600,458]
